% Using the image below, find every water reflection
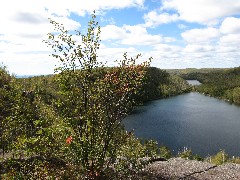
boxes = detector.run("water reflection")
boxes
[187,80,201,85]
[123,92,240,157]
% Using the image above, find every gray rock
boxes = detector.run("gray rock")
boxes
[143,158,240,179]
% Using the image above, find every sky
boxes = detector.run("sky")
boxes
[1,0,240,75]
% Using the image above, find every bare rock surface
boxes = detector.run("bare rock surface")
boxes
[143,158,240,179]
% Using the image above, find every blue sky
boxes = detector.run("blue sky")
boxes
[1,0,240,75]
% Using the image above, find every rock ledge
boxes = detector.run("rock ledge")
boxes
[144,157,240,179]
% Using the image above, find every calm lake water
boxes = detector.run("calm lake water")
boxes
[123,92,240,157]
[187,80,202,85]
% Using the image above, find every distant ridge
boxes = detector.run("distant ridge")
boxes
[16,75,37,78]
[16,74,51,78]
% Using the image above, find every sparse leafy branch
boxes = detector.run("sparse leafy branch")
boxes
[44,12,151,178]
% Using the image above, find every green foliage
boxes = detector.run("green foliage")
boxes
[0,73,67,160]
[177,147,202,161]
[178,67,240,104]
[0,66,12,154]
[42,12,151,178]
[1,156,72,179]
[160,75,190,97]
[159,145,172,159]
[197,150,240,165]
[207,150,229,165]
[0,66,21,157]
[135,67,191,103]
[167,68,229,77]
[225,87,240,104]
[138,67,168,101]
[192,154,204,161]
[230,156,240,164]
[109,135,158,178]
[18,75,59,105]
[177,147,193,160]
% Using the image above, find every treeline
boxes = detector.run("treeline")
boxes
[137,67,190,102]
[179,67,240,104]
[17,67,191,105]
[166,68,230,76]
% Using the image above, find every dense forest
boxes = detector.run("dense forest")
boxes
[138,67,190,102]
[16,67,191,105]
[0,66,191,179]
[170,67,240,104]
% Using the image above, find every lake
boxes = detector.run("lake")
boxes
[187,80,201,85]
[123,92,240,157]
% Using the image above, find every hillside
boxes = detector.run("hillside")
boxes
[181,67,240,104]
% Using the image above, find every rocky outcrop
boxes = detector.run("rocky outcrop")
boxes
[1,156,240,179]
[143,157,240,179]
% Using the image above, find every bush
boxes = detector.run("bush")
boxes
[210,150,229,165]
[43,12,151,178]
[159,146,172,159]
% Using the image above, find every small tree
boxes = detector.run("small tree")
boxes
[210,150,229,165]
[44,12,151,177]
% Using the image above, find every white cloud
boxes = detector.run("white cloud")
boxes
[218,34,240,53]
[163,37,176,43]
[122,25,162,45]
[40,0,145,17]
[220,17,240,34]
[1,0,240,74]
[184,44,215,53]
[179,24,240,65]
[0,0,145,75]
[101,25,128,40]
[100,17,116,25]
[216,45,240,53]
[181,27,219,43]
[97,45,145,66]
[183,44,216,59]
[162,0,240,25]
[219,34,240,45]
[0,39,49,54]
[99,46,137,59]
[143,11,179,27]
[178,24,187,29]
[101,25,163,46]
[154,44,182,52]
[1,53,55,75]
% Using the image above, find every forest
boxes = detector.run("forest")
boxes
[0,60,190,179]
[170,67,240,104]
[1,13,240,179]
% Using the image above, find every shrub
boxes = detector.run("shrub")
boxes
[43,12,151,178]
[210,150,229,165]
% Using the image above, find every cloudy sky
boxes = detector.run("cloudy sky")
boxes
[1,0,240,75]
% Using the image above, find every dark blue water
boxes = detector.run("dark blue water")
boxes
[123,92,240,157]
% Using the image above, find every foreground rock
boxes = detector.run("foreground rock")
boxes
[143,157,240,179]
[1,156,240,179]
